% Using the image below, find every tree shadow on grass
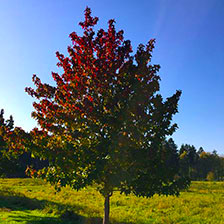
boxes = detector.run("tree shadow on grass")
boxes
[0,188,43,211]
[5,214,69,224]
[0,189,131,224]
[0,188,86,224]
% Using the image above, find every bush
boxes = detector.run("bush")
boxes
[206,171,215,181]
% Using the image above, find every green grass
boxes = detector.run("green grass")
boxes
[0,179,224,223]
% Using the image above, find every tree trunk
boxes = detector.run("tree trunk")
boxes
[103,195,110,224]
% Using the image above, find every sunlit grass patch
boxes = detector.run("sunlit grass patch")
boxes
[0,179,224,223]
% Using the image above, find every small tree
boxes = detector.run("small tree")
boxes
[206,171,215,181]
[179,144,199,179]
[26,8,189,223]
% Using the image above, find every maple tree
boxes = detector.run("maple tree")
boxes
[26,7,189,224]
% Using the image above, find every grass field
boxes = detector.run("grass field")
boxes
[0,179,224,223]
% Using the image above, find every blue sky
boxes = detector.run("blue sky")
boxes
[0,0,224,153]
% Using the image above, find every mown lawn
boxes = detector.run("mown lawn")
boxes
[0,179,224,223]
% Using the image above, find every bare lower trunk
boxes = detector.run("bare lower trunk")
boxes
[103,195,110,224]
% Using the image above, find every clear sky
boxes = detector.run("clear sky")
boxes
[0,0,224,153]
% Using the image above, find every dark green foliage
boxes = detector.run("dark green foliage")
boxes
[179,144,199,179]
[0,109,16,177]
[178,144,224,181]
[196,150,224,181]
[0,109,48,178]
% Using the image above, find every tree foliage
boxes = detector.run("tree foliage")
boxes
[0,109,47,178]
[26,7,188,223]
[196,150,224,181]
[0,109,14,176]
[0,109,26,176]
[179,144,199,179]
[177,145,224,181]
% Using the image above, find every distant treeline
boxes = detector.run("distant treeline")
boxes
[0,109,48,178]
[1,139,224,181]
[178,144,224,181]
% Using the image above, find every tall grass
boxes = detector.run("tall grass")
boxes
[0,179,224,223]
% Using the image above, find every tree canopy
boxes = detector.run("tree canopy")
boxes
[26,7,189,223]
